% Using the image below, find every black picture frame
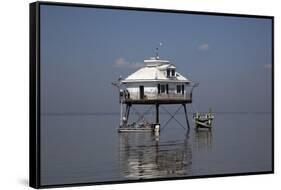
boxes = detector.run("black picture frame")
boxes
[29,1,274,188]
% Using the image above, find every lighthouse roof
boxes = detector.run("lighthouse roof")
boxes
[121,58,190,83]
[144,58,170,67]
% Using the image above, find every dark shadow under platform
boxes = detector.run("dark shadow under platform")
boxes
[122,99,192,105]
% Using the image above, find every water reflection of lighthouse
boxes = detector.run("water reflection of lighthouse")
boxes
[118,132,192,179]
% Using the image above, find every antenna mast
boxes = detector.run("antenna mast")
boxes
[155,42,162,60]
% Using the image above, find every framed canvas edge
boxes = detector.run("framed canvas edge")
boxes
[29,1,275,189]
[30,1,41,189]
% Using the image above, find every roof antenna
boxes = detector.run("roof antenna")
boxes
[155,42,162,60]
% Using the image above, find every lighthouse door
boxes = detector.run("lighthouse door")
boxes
[139,86,144,99]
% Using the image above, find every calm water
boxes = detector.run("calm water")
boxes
[40,112,272,185]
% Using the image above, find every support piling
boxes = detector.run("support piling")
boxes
[156,104,159,124]
[183,104,190,129]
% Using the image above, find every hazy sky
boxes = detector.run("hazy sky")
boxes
[40,5,272,114]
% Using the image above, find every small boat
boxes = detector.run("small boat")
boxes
[193,109,214,129]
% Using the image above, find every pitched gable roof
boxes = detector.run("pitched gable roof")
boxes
[121,58,190,83]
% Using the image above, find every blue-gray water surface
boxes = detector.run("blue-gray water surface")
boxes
[40,112,272,185]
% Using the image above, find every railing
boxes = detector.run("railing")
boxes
[120,91,192,102]
[153,93,191,100]
[118,83,198,103]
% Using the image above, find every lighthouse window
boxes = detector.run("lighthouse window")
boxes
[167,69,170,77]
[160,84,166,93]
[171,69,175,77]
[176,85,181,93]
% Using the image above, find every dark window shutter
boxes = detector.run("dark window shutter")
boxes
[158,84,160,94]
[161,85,165,93]
[177,85,181,93]
[166,84,169,94]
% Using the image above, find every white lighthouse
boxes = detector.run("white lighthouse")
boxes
[116,54,198,132]
[121,57,191,103]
